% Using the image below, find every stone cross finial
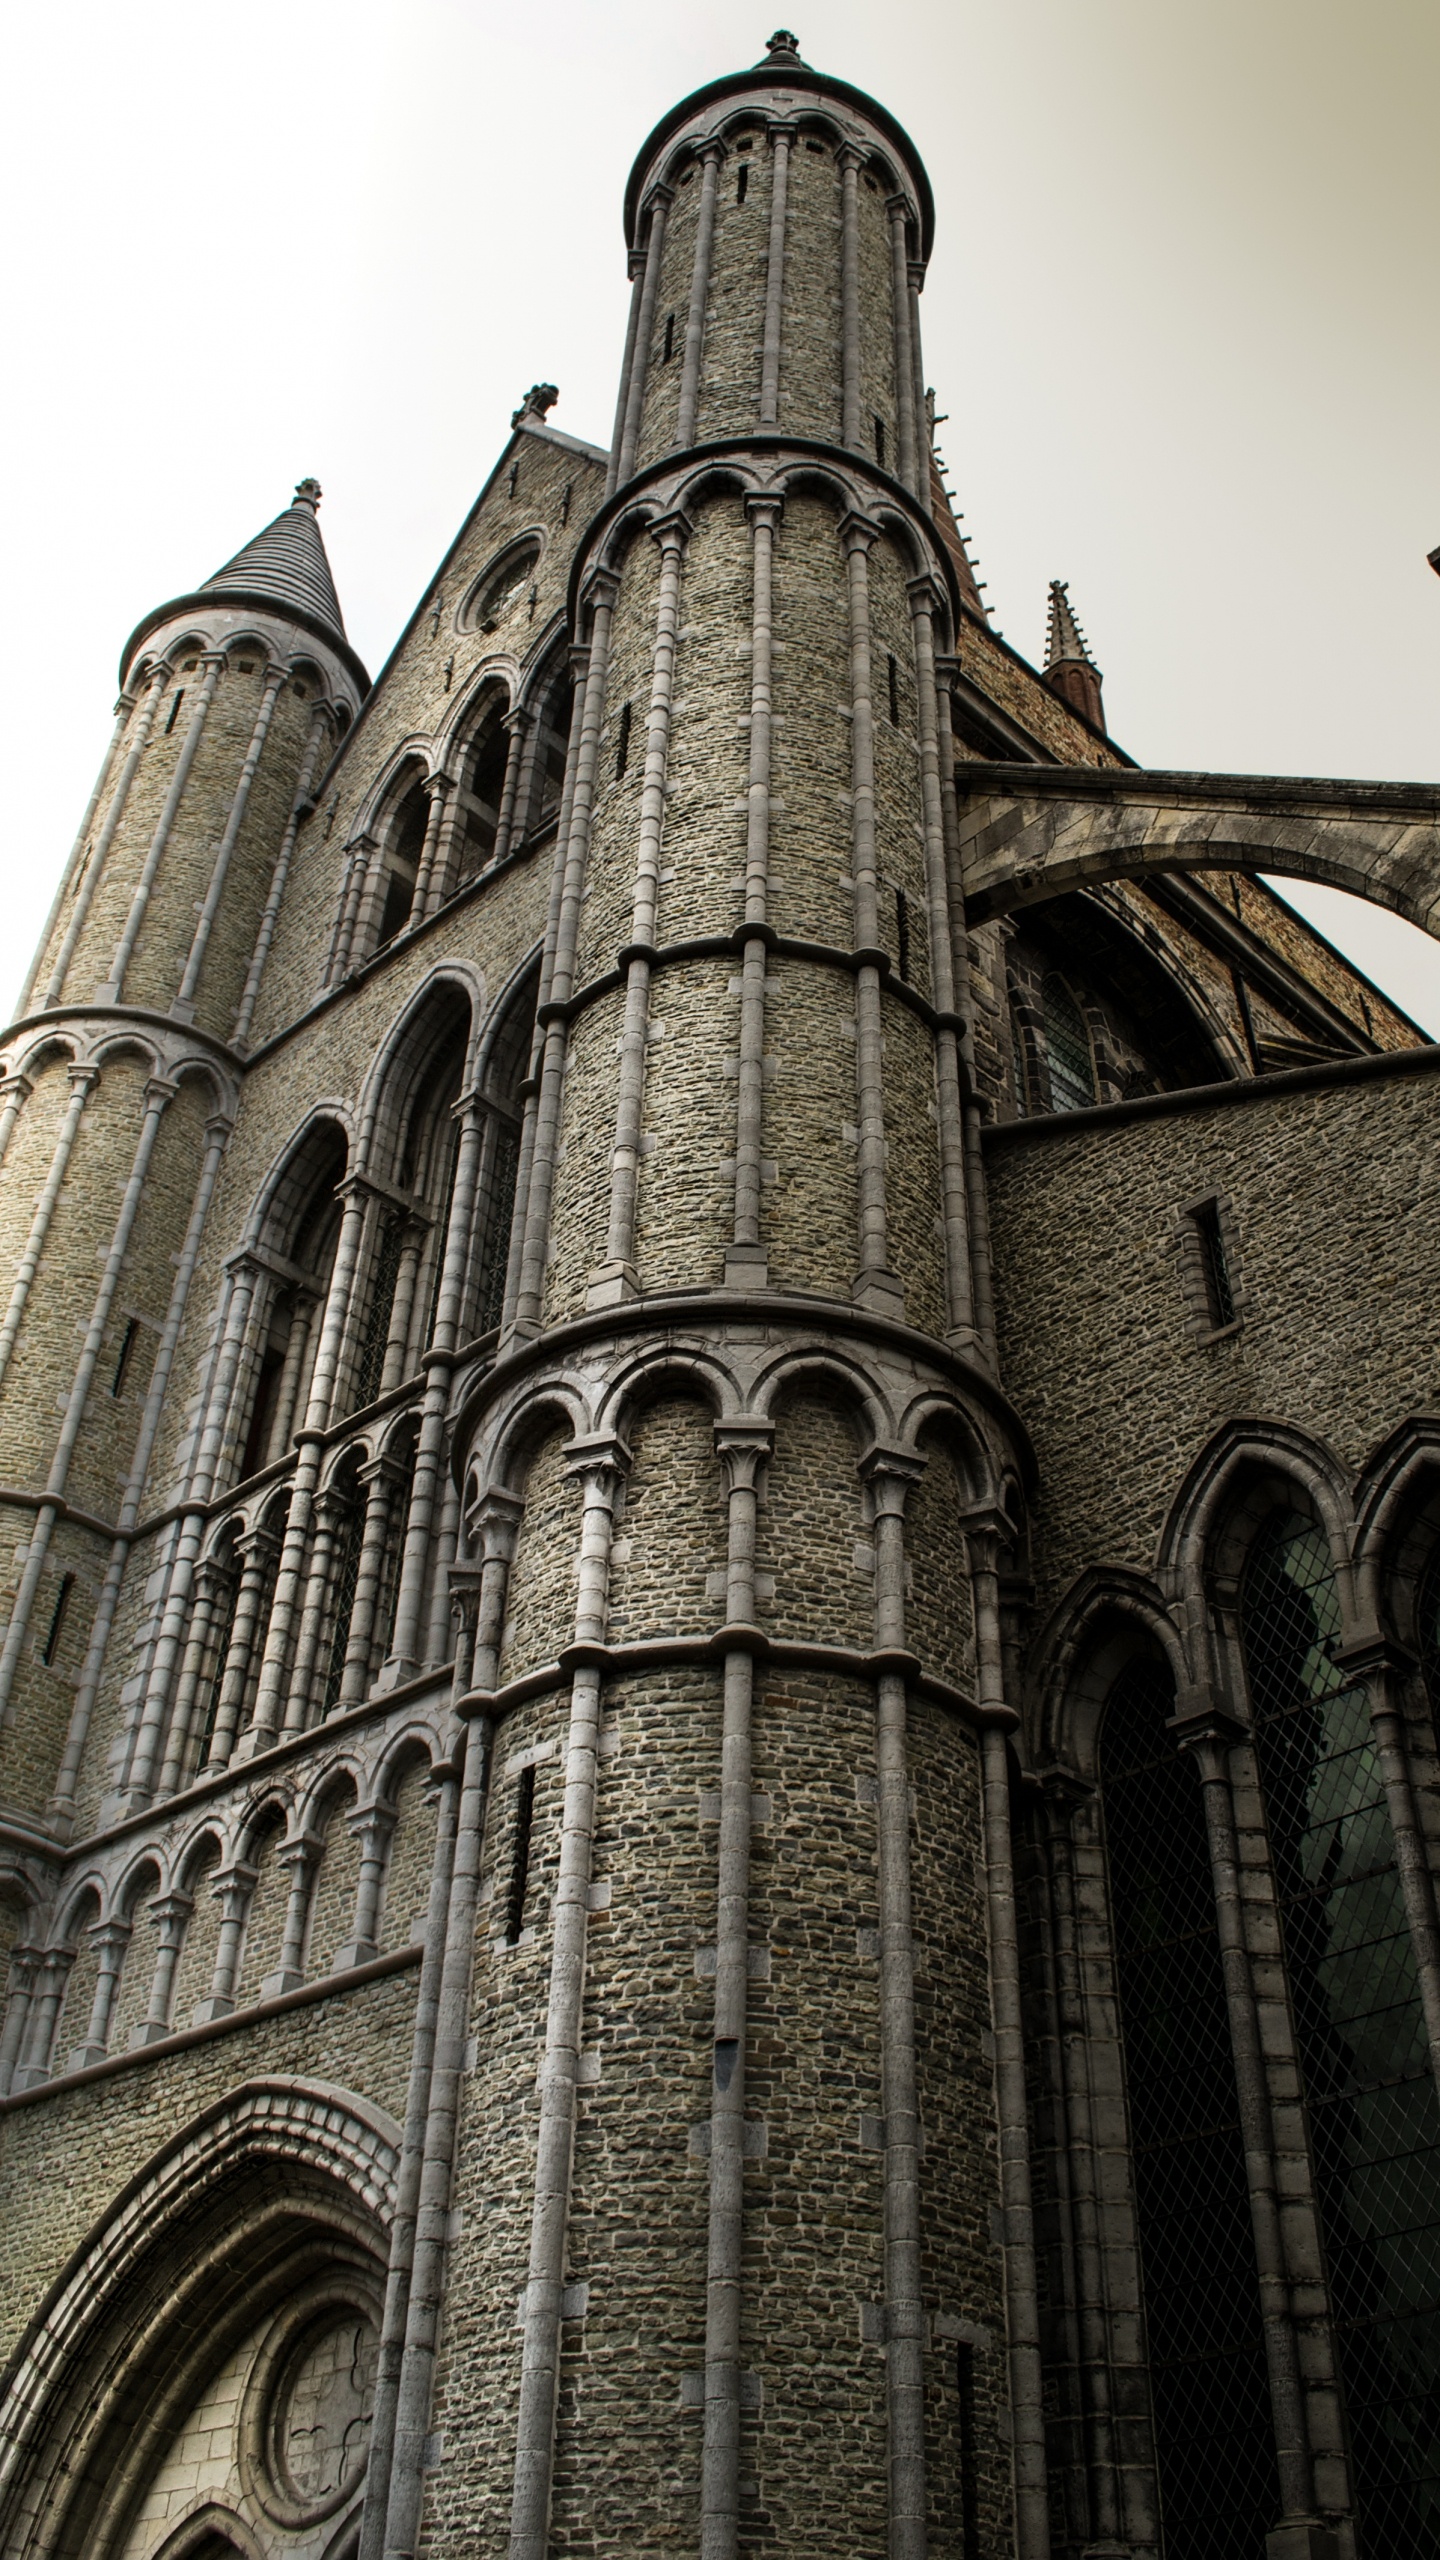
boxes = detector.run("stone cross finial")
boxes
[292,476,323,510]
[765,29,802,61]
[511,383,560,428]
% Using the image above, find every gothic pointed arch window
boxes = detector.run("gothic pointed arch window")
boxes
[525,667,574,835]
[1097,1640,1279,2554]
[1240,1509,1440,2551]
[1041,971,1098,1112]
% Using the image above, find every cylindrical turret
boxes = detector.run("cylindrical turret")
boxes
[0,488,365,1835]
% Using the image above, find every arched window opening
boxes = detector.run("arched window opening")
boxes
[1099,1645,1279,2555]
[320,1459,365,1721]
[236,1130,346,1486]
[453,700,511,887]
[1241,1511,1440,2553]
[526,673,574,834]
[188,1527,242,1783]
[1041,973,1098,1112]
[376,774,428,948]
[467,976,537,1341]
[1008,990,1034,1117]
[351,1216,407,1414]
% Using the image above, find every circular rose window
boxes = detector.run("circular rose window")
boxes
[470,543,540,634]
[243,2294,380,2530]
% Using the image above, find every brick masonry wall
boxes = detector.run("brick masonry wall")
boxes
[986,1065,1440,1633]
[0,1964,415,2370]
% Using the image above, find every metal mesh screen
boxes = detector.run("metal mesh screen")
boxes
[1100,1651,1279,2556]
[1041,973,1097,1112]
[1243,1511,1440,2556]
[352,1216,406,1412]
[320,1500,365,1720]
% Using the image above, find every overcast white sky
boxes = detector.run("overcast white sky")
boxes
[2,0,1437,1031]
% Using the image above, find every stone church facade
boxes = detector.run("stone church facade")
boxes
[0,29,1437,2560]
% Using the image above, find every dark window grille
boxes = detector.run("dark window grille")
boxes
[1194,1200,1236,1327]
[320,1498,365,1719]
[474,1125,521,1336]
[615,699,633,780]
[1041,973,1097,1112]
[352,1217,406,1413]
[375,1443,417,1664]
[1009,999,1032,1116]
[1243,1513,1440,2555]
[194,1565,240,1768]
[164,689,185,734]
[41,1573,75,1668]
[110,1316,139,1398]
[887,652,900,724]
[506,1762,537,1942]
[874,413,887,468]
[421,1136,460,1354]
[894,887,911,984]
[1100,1650,1279,2557]
[240,1525,284,1731]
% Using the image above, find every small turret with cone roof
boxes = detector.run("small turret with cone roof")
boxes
[22,480,366,1037]
[1043,578,1106,735]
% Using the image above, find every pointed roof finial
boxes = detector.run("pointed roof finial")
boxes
[292,476,322,512]
[1043,580,1107,734]
[761,28,806,65]
[512,383,560,429]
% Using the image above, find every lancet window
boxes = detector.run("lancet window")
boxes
[1077,1504,1440,2558]
[1240,1511,1440,2550]
[1097,1644,1279,2555]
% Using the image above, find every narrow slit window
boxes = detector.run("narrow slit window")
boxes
[895,887,911,983]
[615,699,633,780]
[560,481,572,525]
[662,311,675,362]
[506,1762,537,1941]
[42,1573,75,1668]
[887,653,900,725]
[736,162,749,202]
[110,1316,139,1398]
[507,460,519,497]
[1193,1199,1236,1328]
[164,689,185,734]
[874,414,887,469]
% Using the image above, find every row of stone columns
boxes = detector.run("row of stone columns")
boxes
[503,490,995,1356]
[0,1795,403,2092]
[346,1413,1036,2560]
[321,697,550,996]
[120,1088,493,1806]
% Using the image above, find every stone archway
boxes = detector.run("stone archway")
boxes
[0,2080,397,2560]
[957,764,1440,937]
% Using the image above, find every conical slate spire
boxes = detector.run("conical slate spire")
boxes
[202,478,349,643]
[1043,578,1106,734]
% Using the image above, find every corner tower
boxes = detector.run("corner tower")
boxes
[0,490,364,1842]
[442,31,1035,2560]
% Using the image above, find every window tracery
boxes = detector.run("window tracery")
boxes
[1241,1510,1440,2549]
[1098,1645,1279,2554]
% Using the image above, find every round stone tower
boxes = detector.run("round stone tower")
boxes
[0,491,365,1837]
[426,34,1039,2560]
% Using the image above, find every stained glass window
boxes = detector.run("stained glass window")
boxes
[1100,1650,1278,2556]
[1242,1511,1440,2554]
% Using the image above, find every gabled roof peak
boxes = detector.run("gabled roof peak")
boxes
[201,480,348,645]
